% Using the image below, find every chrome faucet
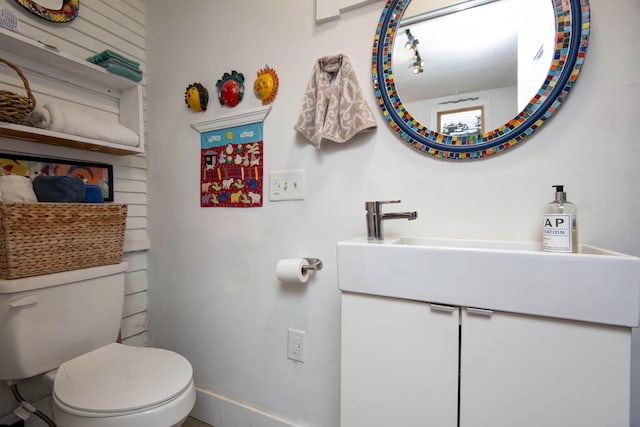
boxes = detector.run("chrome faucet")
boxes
[365,200,418,241]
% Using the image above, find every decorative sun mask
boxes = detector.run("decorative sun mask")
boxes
[254,65,279,105]
[185,82,209,112]
[216,71,245,108]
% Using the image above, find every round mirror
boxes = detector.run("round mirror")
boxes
[372,0,590,159]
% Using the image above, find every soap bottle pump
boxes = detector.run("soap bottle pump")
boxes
[543,185,579,253]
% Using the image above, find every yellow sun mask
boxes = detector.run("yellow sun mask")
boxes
[254,66,279,105]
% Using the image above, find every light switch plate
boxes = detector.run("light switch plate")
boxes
[269,169,305,201]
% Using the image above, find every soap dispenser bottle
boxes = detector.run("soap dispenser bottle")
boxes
[543,185,579,253]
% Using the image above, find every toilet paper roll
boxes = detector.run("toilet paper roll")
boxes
[276,258,310,284]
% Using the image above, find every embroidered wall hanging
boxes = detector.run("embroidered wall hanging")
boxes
[192,106,271,208]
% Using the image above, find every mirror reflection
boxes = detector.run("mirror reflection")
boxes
[372,0,589,158]
[32,0,64,8]
[394,0,555,132]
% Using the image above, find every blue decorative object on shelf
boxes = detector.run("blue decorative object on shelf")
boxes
[87,50,142,82]
[84,184,104,203]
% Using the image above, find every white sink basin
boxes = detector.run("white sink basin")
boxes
[337,236,640,327]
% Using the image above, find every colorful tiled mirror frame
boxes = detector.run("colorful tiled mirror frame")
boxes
[14,0,78,23]
[372,0,590,159]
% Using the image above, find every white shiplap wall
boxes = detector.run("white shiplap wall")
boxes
[0,0,149,345]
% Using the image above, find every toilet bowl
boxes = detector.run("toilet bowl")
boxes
[0,262,196,427]
[52,343,196,427]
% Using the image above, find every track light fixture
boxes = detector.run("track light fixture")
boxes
[405,29,424,74]
[405,29,418,50]
[412,51,424,74]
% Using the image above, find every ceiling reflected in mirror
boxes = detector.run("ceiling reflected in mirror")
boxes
[396,0,519,101]
[394,0,556,131]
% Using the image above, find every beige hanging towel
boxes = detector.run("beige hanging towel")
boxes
[294,54,377,148]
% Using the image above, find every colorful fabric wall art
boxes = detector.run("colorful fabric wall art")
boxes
[200,121,263,208]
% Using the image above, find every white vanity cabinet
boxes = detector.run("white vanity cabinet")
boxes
[460,306,630,426]
[340,292,631,427]
[340,292,459,427]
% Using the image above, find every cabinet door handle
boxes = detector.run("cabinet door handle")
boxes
[466,307,494,317]
[430,303,456,313]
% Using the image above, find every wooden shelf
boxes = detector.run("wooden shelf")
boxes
[0,123,143,155]
[0,28,138,91]
[0,28,144,155]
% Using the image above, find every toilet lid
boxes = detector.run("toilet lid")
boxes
[53,343,193,414]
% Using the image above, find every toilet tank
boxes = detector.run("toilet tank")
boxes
[0,262,128,380]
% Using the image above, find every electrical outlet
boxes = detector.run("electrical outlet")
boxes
[287,328,306,362]
[271,175,283,196]
[270,169,305,201]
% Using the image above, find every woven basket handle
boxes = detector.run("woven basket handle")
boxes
[0,58,37,109]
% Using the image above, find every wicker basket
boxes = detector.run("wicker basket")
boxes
[0,202,127,279]
[0,58,36,124]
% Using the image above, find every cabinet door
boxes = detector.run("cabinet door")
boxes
[340,292,459,427]
[460,308,631,427]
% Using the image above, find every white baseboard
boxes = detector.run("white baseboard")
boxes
[189,386,301,427]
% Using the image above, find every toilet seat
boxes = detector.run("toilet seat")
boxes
[53,343,193,416]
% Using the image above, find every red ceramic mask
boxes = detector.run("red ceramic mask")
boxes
[216,71,245,108]
[220,80,240,107]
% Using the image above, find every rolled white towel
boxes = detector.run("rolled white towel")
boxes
[23,105,52,128]
[25,103,140,147]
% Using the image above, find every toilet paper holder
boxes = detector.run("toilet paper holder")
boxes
[302,258,323,272]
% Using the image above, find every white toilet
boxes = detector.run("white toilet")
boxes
[0,262,196,427]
